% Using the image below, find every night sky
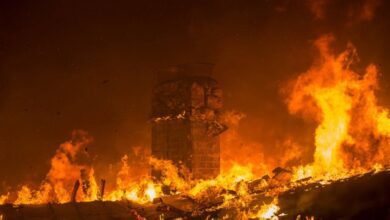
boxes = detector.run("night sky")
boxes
[0,0,389,191]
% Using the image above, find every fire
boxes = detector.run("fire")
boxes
[1,130,99,205]
[220,111,271,176]
[144,183,157,201]
[105,179,162,204]
[287,34,390,180]
[0,34,389,219]
[104,155,164,204]
[252,198,280,220]
[0,194,8,205]
[14,183,52,205]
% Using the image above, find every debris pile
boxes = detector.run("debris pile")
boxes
[1,168,389,219]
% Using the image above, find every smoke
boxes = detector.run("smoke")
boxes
[219,110,307,175]
[348,0,382,23]
[306,0,331,20]
[219,111,269,175]
[305,0,382,23]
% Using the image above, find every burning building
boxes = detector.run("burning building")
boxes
[151,63,226,179]
[1,55,390,219]
[1,39,390,220]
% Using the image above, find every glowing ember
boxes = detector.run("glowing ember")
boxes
[253,199,280,219]
[144,183,157,202]
[0,194,8,205]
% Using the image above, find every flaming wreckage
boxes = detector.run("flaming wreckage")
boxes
[1,168,389,219]
[1,40,390,219]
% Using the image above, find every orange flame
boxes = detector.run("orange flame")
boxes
[287,34,390,180]
[1,34,390,220]
[10,130,97,204]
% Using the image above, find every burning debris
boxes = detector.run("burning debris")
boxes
[1,35,390,219]
[1,167,389,219]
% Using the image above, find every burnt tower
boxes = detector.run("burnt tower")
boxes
[151,64,226,179]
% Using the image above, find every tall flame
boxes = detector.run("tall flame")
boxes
[8,130,98,204]
[287,34,390,179]
[2,34,390,220]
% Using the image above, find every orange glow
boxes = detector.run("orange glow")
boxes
[0,194,8,205]
[252,198,280,219]
[1,34,389,220]
[287,34,390,180]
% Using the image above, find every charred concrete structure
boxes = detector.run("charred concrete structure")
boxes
[151,64,226,179]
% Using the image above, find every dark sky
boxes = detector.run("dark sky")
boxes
[0,0,389,190]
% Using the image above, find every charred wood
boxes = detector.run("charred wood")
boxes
[0,170,389,219]
[71,180,80,203]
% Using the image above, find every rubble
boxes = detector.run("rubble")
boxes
[1,169,389,219]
